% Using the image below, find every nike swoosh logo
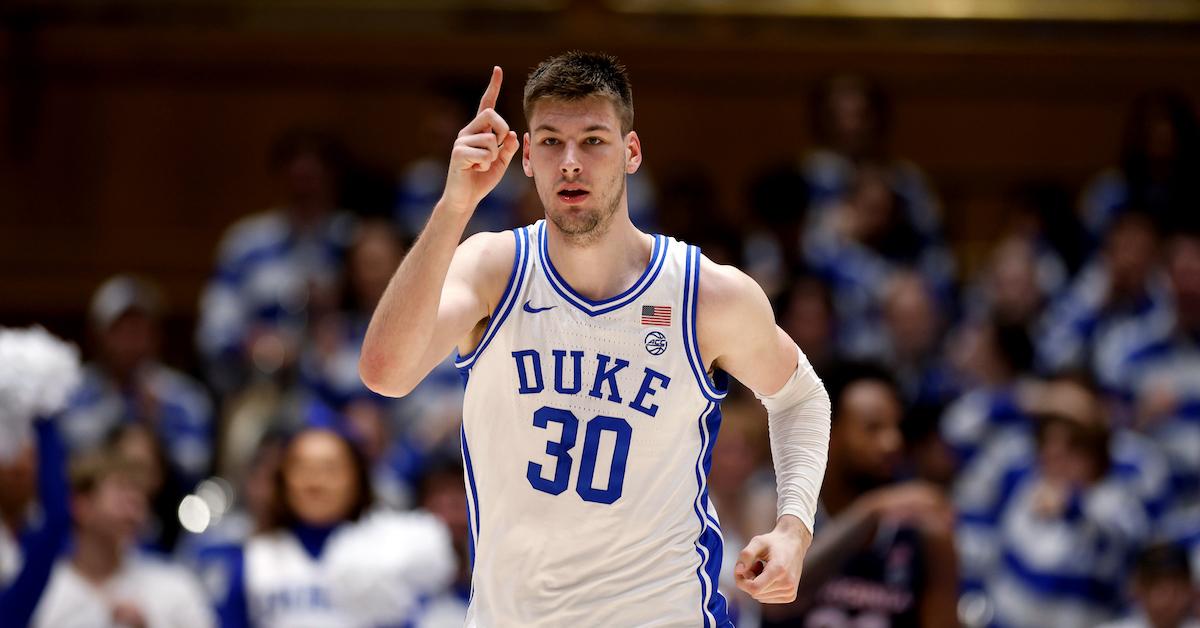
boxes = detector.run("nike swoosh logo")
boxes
[523,300,556,314]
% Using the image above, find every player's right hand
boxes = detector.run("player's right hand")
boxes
[442,66,521,215]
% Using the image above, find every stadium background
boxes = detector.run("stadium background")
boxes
[1,1,1199,627]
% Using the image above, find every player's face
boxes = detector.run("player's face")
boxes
[831,381,903,482]
[282,430,359,526]
[523,96,642,242]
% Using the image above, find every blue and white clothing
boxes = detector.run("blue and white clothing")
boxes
[940,385,1030,471]
[1037,259,1172,379]
[59,362,213,486]
[455,220,732,627]
[1106,316,1200,510]
[802,213,955,360]
[800,150,944,245]
[201,511,455,628]
[197,209,355,389]
[954,434,1153,628]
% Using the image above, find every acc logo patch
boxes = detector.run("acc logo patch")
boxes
[644,331,668,356]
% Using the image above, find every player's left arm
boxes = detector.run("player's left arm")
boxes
[697,257,831,604]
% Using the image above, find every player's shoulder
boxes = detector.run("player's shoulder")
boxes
[455,228,523,292]
[695,255,772,323]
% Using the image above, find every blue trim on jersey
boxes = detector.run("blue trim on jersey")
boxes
[460,425,481,572]
[691,401,731,627]
[537,220,668,317]
[683,245,729,402]
[455,226,531,370]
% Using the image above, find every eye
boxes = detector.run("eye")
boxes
[585,137,603,145]
[542,138,560,146]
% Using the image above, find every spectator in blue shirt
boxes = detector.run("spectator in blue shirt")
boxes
[197,128,356,396]
[61,275,214,488]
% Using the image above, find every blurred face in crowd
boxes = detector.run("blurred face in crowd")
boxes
[1036,381,1107,486]
[1136,574,1195,628]
[883,272,940,359]
[100,310,159,377]
[781,280,834,364]
[111,425,165,498]
[844,167,896,245]
[831,380,904,485]
[825,77,879,156]
[349,223,406,310]
[422,473,469,549]
[283,148,335,209]
[523,96,641,243]
[1105,216,1158,300]
[282,430,360,526]
[74,472,148,548]
[989,237,1041,326]
[1167,235,1200,326]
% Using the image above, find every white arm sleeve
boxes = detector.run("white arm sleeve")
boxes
[754,343,831,536]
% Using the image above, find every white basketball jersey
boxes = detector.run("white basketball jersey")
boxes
[456,220,732,627]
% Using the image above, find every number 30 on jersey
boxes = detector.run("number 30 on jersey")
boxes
[527,406,632,504]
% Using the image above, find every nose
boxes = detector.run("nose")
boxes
[560,143,582,177]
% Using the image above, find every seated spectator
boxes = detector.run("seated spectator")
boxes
[32,450,215,627]
[412,456,472,628]
[941,318,1037,470]
[197,128,356,395]
[801,73,944,247]
[954,380,1151,628]
[879,271,960,408]
[1040,211,1172,385]
[804,163,955,359]
[1107,226,1200,512]
[776,274,837,376]
[1098,543,1198,628]
[760,361,959,628]
[203,426,455,627]
[962,236,1055,333]
[61,275,214,487]
[106,423,189,555]
[1080,90,1199,249]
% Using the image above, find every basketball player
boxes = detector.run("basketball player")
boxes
[360,52,831,626]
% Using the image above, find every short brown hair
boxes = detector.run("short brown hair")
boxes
[69,450,141,496]
[523,51,634,134]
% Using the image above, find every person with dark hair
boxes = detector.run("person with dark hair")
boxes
[1099,543,1199,628]
[1039,211,1172,387]
[1107,227,1200,520]
[31,449,214,628]
[196,126,357,396]
[761,360,959,628]
[802,74,945,255]
[1081,89,1200,248]
[204,426,454,627]
[803,163,956,360]
[106,422,189,555]
[360,52,832,626]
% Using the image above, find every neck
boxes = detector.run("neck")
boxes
[71,530,125,585]
[545,211,652,301]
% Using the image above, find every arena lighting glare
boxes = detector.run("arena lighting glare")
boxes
[178,494,212,534]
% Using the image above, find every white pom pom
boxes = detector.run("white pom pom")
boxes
[0,326,82,461]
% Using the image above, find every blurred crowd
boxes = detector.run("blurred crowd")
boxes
[2,74,1199,628]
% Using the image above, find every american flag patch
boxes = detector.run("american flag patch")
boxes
[641,305,672,326]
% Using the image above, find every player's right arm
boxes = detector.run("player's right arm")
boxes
[359,66,520,398]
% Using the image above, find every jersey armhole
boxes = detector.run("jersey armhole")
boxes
[454,226,531,372]
[683,245,729,402]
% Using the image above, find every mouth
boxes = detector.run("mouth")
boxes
[556,186,590,205]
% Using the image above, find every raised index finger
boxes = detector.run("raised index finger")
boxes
[478,66,503,114]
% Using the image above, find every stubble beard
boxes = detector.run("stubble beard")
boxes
[544,175,626,247]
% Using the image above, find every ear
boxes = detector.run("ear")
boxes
[522,132,533,178]
[625,131,642,175]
